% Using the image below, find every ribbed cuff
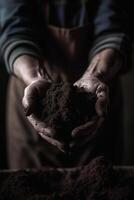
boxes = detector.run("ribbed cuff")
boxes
[4,40,42,73]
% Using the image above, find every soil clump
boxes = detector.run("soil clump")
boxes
[38,82,96,142]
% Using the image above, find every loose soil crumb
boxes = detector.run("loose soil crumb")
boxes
[0,156,132,200]
[38,82,96,142]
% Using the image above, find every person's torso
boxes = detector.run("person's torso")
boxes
[34,0,100,30]
[35,0,98,82]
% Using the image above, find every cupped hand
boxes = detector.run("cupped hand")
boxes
[22,78,66,152]
[71,49,120,143]
[71,75,109,144]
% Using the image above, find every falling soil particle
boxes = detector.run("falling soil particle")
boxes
[37,82,96,142]
[0,156,132,200]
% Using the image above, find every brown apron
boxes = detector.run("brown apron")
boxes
[6,9,123,169]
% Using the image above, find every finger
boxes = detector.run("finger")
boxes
[95,95,108,117]
[70,133,92,149]
[96,85,109,117]
[96,83,109,98]
[38,133,66,153]
[72,117,98,138]
[70,117,104,149]
[22,80,50,116]
[28,115,55,137]
[22,85,38,116]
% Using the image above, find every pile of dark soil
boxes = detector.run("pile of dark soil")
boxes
[0,156,132,200]
[38,82,96,142]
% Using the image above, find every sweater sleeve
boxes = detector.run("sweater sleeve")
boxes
[89,0,130,73]
[0,0,43,73]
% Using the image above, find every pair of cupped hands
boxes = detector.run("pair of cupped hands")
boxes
[14,48,121,153]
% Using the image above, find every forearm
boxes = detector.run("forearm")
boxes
[13,55,42,86]
[0,0,43,73]
[84,48,122,83]
[89,0,130,76]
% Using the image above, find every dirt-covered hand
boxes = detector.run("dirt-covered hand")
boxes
[71,48,121,140]
[74,75,109,117]
[22,79,66,152]
[73,75,108,128]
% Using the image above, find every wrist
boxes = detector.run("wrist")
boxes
[13,55,42,85]
[84,49,122,82]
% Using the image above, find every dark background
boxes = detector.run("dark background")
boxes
[0,64,8,169]
[0,1,8,167]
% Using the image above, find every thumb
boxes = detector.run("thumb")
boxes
[22,84,38,116]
